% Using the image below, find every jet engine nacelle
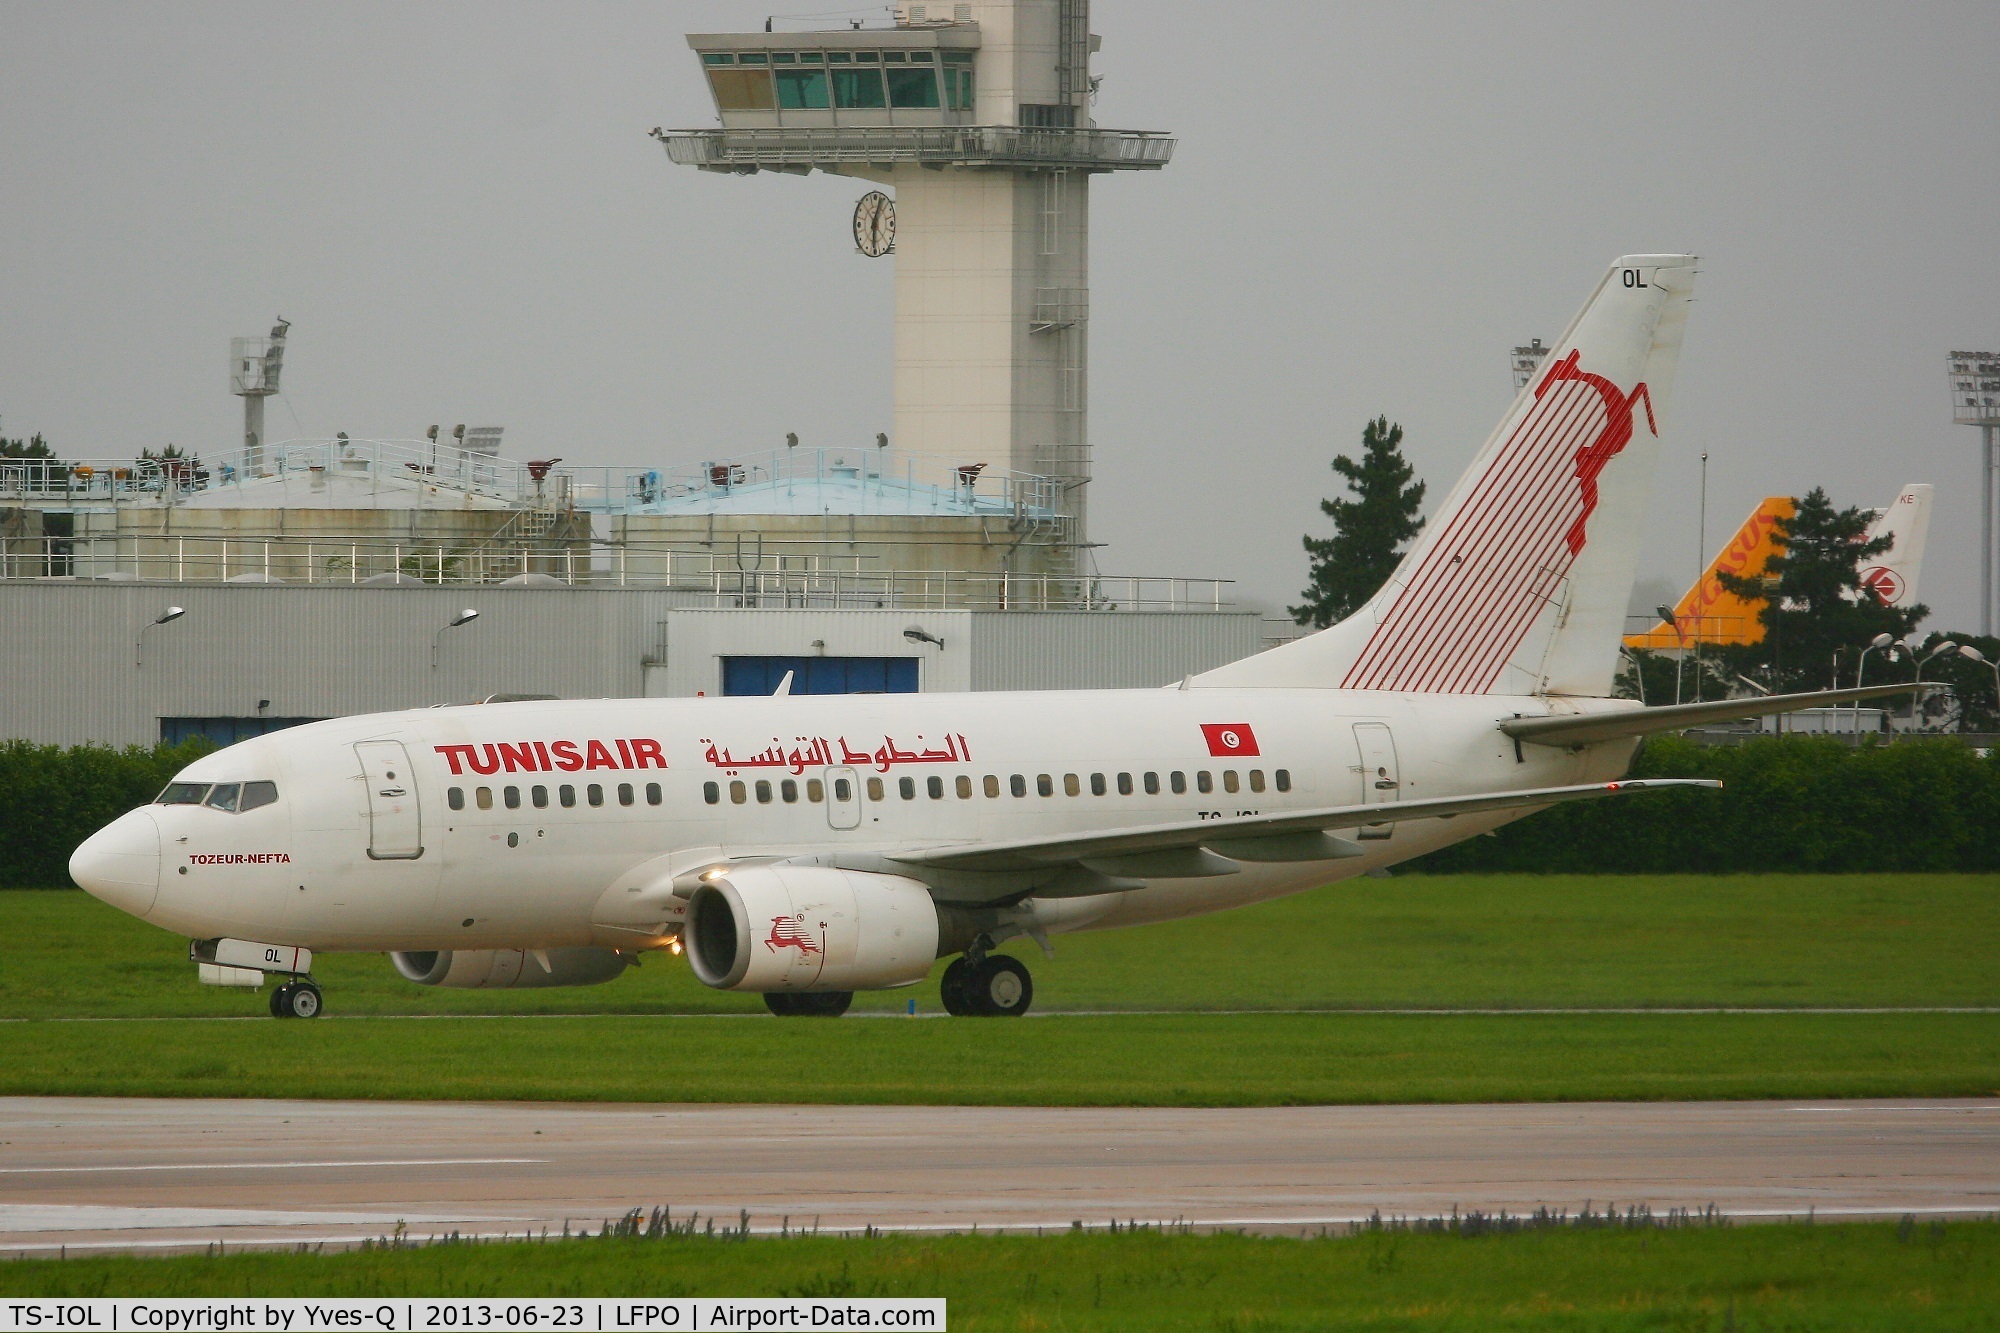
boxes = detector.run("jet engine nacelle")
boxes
[684,865,939,993]
[390,947,631,989]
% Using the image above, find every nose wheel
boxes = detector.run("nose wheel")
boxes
[270,980,323,1019]
[940,953,1032,1017]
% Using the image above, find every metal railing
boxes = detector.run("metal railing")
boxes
[2,439,1064,519]
[0,534,1232,610]
[660,124,1175,172]
[618,445,1063,517]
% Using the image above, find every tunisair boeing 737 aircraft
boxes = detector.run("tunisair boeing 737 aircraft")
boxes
[69,255,1921,1019]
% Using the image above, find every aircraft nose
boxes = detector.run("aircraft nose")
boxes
[69,808,161,917]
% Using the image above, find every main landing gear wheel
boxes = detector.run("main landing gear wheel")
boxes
[764,991,853,1017]
[939,956,975,1017]
[269,980,323,1019]
[950,955,1033,1017]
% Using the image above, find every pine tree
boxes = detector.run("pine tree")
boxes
[1290,417,1425,628]
[1715,486,1925,693]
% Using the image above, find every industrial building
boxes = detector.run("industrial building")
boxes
[0,0,1276,750]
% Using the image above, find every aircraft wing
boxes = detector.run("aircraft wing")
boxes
[888,778,1718,873]
[1501,682,1927,747]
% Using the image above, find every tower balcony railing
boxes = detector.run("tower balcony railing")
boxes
[0,534,1232,611]
[659,124,1174,172]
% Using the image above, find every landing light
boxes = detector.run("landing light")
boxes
[699,867,726,882]
[668,938,683,956]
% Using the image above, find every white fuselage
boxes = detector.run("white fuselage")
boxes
[73,687,1633,957]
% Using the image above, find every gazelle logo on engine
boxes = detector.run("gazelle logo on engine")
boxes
[764,914,823,957]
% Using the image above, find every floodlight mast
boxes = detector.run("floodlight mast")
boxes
[1947,351,2000,635]
[231,319,290,478]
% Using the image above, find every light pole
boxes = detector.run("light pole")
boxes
[1908,639,1959,734]
[1853,632,1893,733]
[1656,603,1684,705]
[1960,645,2000,733]
[432,608,479,670]
[1694,450,1708,702]
[1947,352,2000,634]
[135,606,186,667]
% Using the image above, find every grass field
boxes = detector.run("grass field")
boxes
[5,1010,1996,1105]
[5,876,1995,1106]
[5,1222,1997,1329]
[6,873,1998,1020]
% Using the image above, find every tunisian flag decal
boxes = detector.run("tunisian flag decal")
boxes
[1200,723,1260,758]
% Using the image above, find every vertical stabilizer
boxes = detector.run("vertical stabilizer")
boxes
[1200,254,1698,695]
[1625,497,1793,650]
[1858,484,1933,609]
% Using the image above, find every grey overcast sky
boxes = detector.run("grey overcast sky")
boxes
[4,2,1997,628]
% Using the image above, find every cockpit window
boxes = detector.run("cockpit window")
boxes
[239,781,279,812]
[203,783,242,813]
[157,782,210,805]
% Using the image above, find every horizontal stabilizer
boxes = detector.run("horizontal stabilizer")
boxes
[1501,682,1928,747]
[890,778,1718,874]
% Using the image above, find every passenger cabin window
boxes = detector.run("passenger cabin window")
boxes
[730,781,747,804]
[781,779,798,804]
[476,787,493,810]
[157,782,210,805]
[1144,772,1160,795]
[648,783,663,806]
[1275,769,1292,792]
[448,787,465,811]
[1223,770,1240,794]
[984,775,1000,798]
[928,776,944,800]
[832,777,852,802]
[755,780,772,804]
[956,775,972,799]
[203,783,241,812]
[560,784,577,808]
[898,777,916,801]
[807,779,825,802]
[1249,770,1266,793]
[1197,771,1213,795]
[532,785,549,809]
[867,777,885,802]
[618,783,635,807]
[505,786,521,810]
[1010,774,1026,798]
[588,784,604,807]
[704,782,720,805]
[1063,774,1080,797]
[1117,773,1133,796]
[1169,772,1186,795]
[1090,773,1106,796]
[1036,774,1054,797]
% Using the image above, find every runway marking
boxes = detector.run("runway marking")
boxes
[0,1158,548,1174]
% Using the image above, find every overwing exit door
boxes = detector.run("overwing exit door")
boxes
[825,766,862,830]
[355,740,423,859]
[1352,723,1400,841]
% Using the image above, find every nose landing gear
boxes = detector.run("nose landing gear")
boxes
[940,951,1033,1017]
[270,979,324,1019]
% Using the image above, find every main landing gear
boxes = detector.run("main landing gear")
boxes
[940,951,1033,1018]
[764,991,854,1017]
[269,979,324,1019]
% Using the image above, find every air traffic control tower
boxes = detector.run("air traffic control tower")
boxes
[656,0,1172,552]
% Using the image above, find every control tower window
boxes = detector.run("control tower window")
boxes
[776,68,831,109]
[944,68,973,109]
[701,53,734,65]
[709,67,775,111]
[833,67,886,108]
[1021,104,1077,128]
[887,67,939,108]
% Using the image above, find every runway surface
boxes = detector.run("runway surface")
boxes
[3,1097,1995,1255]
